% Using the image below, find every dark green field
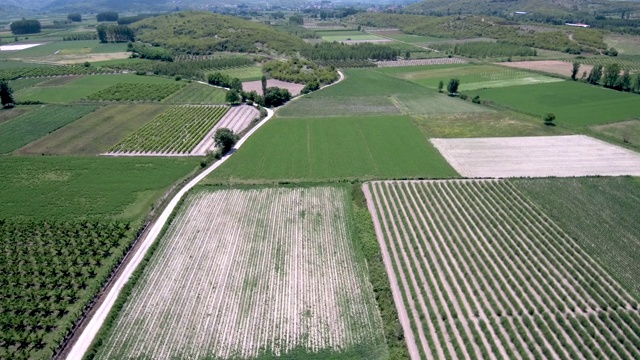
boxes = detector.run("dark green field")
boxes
[205,115,458,183]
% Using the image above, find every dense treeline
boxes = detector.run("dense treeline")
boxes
[10,20,41,35]
[432,41,536,58]
[130,12,306,55]
[586,62,640,94]
[63,33,97,41]
[97,25,134,43]
[301,42,399,61]
[128,43,173,61]
[117,14,161,25]
[97,11,119,22]
[263,59,338,85]
[275,25,320,39]
[67,13,81,22]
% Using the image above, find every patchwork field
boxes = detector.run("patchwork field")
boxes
[163,82,227,104]
[191,105,260,155]
[466,81,640,126]
[85,83,184,102]
[364,179,640,360]
[90,187,388,359]
[17,104,170,155]
[108,105,229,155]
[431,135,640,178]
[0,105,98,154]
[497,60,594,78]
[205,115,458,183]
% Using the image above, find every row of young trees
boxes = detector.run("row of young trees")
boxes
[10,20,41,35]
[301,42,399,61]
[576,62,640,93]
[97,25,134,43]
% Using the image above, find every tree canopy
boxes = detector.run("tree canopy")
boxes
[0,80,15,108]
[10,20,41,35]
[447,78,460,95]
[214,128,239,153]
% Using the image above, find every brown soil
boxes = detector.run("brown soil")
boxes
[496,60,593,78]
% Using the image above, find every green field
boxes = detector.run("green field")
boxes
[0,156,199,222]
[392,93,491,115]
[0,107,32,124]
[592,120,640,146]
[163,82,227,104]
[0,105,98,154]
[209,65,263,81]
[379,63,563,91]
[316,68,428,98]
[204,115,458,183]
[381,33,448,43]
[85,83,184,102]
[467,81,640,126]
[277,95,401,118]
[0,40,126,58]
[512,177,640,300]
[7,77,47,90]
[316,30,383,42]
[15,74,177,103]
[17,104,170,155]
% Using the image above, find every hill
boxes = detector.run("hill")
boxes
[131,12,307,55]
[405,0,588,16]
[42,0,173,13]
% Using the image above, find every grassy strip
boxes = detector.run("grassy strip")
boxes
[352,184,410,359]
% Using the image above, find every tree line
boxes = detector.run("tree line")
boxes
[97,11,119,22]
[10,20,41,35]
[97,25,134,43]
[301,42,399,61]
[582,62,640,93]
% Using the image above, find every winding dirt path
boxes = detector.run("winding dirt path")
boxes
[64,71,344,360]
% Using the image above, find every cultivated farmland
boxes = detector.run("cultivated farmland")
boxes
[162,82,227,104]
[91,187,388,359]
[108,105,229,155]
[431,135,640,178]
[191,105,260,155]
[364,179,640,360]
[375,58,467,68]
[85,83,184,102]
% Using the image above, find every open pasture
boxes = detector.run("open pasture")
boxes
[277,95,401,118]
[364,179,640,360]
[379,63,562,90]
[209,65,263,82]
[431,135,640,178]
[605,35,640,56]
[14,74,176,103]
[467,81,640,126]
[392,93,490,115]
[91,186,388,359]
[592,120,640,146]
[0,40,126,59]
[0,106,31,124]
[109,105,229,155]
[17,104,170,155]
[512,177,640,301]
[317,30,383,42]
[205,115,457,183]
[0,105,98,154]
[163,82,227,104]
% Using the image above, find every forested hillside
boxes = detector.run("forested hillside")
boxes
[131,12,307,55]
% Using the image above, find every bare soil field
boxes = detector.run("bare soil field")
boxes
[497,60,593,78]
[191,105,260,155]
[242,79,305,96]
[91,187,387,359]
[364,179,640,359]
[376,58,467,68]
[431,135,640,178]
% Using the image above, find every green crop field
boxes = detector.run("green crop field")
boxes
[379,63,562,91]
[17,104,171,155]
[0,156,199,222]
[0,105,98,154]
[204,115,458,183]
[7,77,47,91]
[466,81,640,126]
[163,82,227,104]
[0,41,126,58]
[512,177,640,300]
[15,74,176,103]
[277,95,401,118]
[85,83,184,102]
[392,93,491,115]
[381,33,448,43]
[0,107,32,124]
[323,34,383,41]
[316,68,428,98]
[109,105,229,154]
[209,65,263,81]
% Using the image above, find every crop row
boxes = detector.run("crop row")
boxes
[375,58,467,68]
[568,57,640,71]
[315,59,377,68]
[0,219,132,360]
[365,180,640,359]
[85,83,184,102]
[109,105,229,154]
[0,66,119,81]
[93,187,387,359]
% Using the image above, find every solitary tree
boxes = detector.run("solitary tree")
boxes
[447,78,460,96]
[214,128,239,153]
[543,112,556,126]
[437,80,444,93]
[261,75,267,96]
[0,80,15,108]
[571,61,580,80]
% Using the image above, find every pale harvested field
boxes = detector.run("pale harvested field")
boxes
[497,60,594,78]
[94,187,387,359]
[376,58,467,68]
[431,135,640,178]
[365,179,640,360]
[242,79,305,96]
[191,104,260,155]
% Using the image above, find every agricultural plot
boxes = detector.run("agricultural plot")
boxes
[498,60,594,78]
[162,82,227,104]
[565,56,640,72]
[315,69,428,98]
[17,104,170,155]
[466,81,640,126]
[592,120,640,145]
[317,30,383,42]
[431,135,640,178]
[512,177,640,301]
[392,93,490,115]
[91,187,388,359]
[243,79,305,96]
[375,58,467,68]
[108,105,229,155]
[85,83,184,102]
[209,65,263,81]
[191,105,260,155]
[205,115,458,183]
[364,179,640,360]
[0,105,98,154]
[277,95,401,118]
[0,107,31,124]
